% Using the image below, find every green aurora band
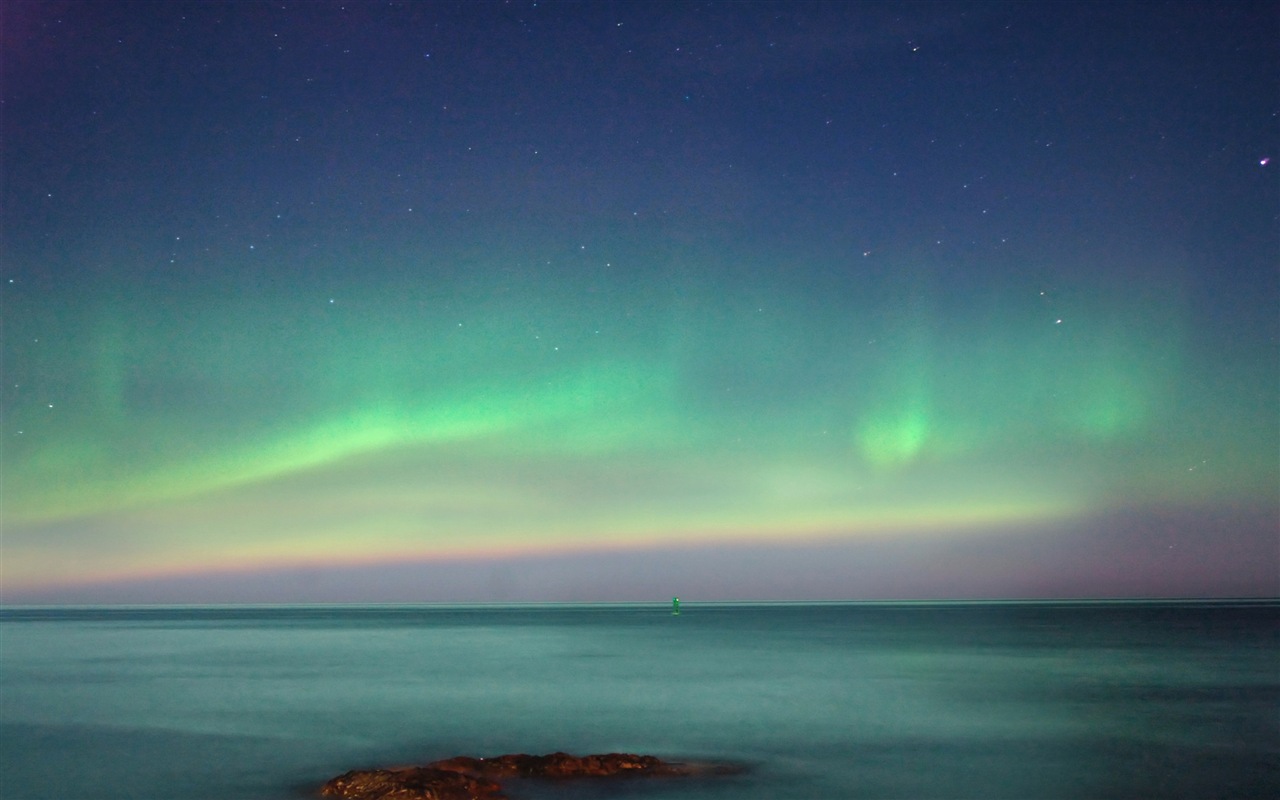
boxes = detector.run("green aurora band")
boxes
[4,241,1275,592]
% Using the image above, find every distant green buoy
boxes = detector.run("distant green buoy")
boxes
[672,596,680,615]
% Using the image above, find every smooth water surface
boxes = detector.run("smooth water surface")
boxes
[2,602,1276,799]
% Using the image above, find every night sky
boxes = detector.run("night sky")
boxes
[3,1,1276,603]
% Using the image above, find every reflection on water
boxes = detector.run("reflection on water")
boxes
[2,602,1276,799]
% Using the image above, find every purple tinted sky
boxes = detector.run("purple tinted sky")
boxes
[2,1,1276,602]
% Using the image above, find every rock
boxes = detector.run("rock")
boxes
[427,751,675,779]
[321,766,504,800]
[321,751,737,799]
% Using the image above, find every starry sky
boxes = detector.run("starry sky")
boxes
[3,1,1276,603]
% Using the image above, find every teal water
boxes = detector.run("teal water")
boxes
[1,602,1276,799]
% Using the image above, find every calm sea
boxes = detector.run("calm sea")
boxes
[1,602,1276,799]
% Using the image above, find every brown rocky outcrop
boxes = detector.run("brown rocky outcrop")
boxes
[321,751,736,800]
[322,766,504,800]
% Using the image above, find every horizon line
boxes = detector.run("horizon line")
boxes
[3,596,1277,612]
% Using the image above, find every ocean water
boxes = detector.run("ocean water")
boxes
[1,602,1276,799]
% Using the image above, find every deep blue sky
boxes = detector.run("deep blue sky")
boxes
[3,1,1276,602]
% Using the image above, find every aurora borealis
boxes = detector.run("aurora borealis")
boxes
[3,1,1276,602]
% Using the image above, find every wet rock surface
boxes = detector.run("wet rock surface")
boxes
[321,751,739,799]
[322,766,504,800]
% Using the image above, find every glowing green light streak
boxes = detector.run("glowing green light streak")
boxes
[8,360,675,524]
